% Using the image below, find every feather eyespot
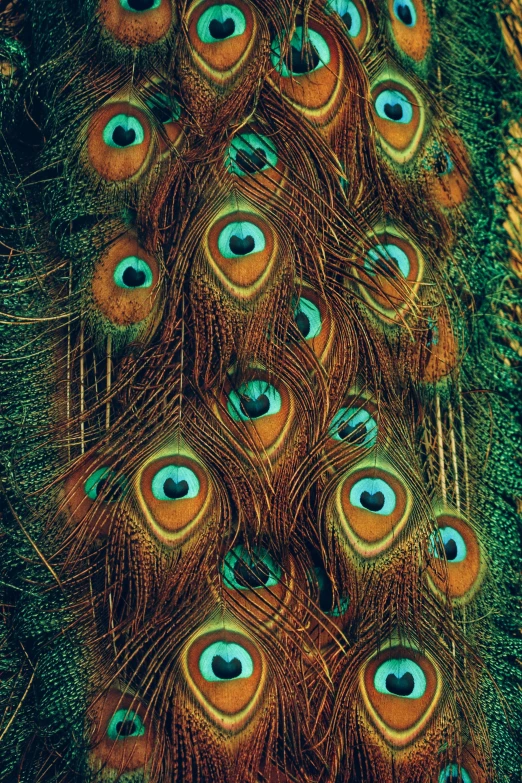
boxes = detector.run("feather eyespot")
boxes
[420,306,458,382]
[388,0,430,61]
[355,231,424,319]
[87,103,152,181]
[269,23,344,126]
[90,690,154,772]
[218,373,295,459]
[206,211,277,298]
[429,526,467,563]
[334,465,411,557]
[223,545,281,590]
[294,297,322,340]
[328,406,378,448]
[308,564,351,648]
[426,133,470,208]
[371,79,426,164]
[227,380,281,422]
[361,646,441,746]
[375,89,413,124]
[84,467,129,502]
[64,458,127,536]
[325,0,369,49]
[138,453,213,545]
[113,257,154,289]
[196,4,246,42]
[271,27,330,77]
[98,0,172,47]
[184,629,266,732]
[314,566,350,617]
[292,287,333,361]
[103,114,145,148]
[427,515,484,603]
[187,0,257,81]
[436,748,488,783]
[374,658,426,698]
[222,545,293,625]
[392,0,416,26]
[92,235,160,326]
[150,465,200,500]
[144,87,183,153]
[438,765,472,783]
[226,131,277,176]
[107,708,145,740]
[199,641,254,681]
[217,220,266,258]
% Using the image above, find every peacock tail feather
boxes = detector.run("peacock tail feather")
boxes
[0,0,521,780]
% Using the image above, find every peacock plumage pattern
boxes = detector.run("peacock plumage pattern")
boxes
[0,0,521,780]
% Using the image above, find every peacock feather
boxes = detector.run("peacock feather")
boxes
[0,0,521,780]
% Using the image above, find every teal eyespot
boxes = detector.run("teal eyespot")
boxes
[151,465,200,501]
[199,641,254,681]
[84,467,128,502]
[120,0,161,11]
[113,257,154,289]
[374,90,413,124]
[438,765,472,783]
[374,658,426,698]
[329,407,377,447]
[196,4,247,43]
[107,708,146,741]
[271,27,331,77]
[325,0,362,38]
[227,380,281,422]
[222,545,281,590]
[364,243,410,278]
[102,115,145,148]
[429,526,467,563]
[226,132,278,176]
[294,297,322,339]
[349,477,396,514]
[313,566,350,616]
[426,142,454,176]
[218,221,266,258]
[145,92,181,124]
[393,0,416,27]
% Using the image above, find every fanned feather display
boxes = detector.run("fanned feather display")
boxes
[0,0,521,780]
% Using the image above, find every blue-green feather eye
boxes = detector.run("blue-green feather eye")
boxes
[364,243,410,278]
[271,27,331,77]
[374,90,413,124]
[84,467,127,502]
[107,708,146,741]
[151,465,200,501]
[102,115,146,148]
[329,407,378,447]
[196,4,247,43]
[226,132,278,176]
[222,545,281,590]
[325,0,362,37]
[120,0,161,11]
[438,765,472,783]
[429,526,467,563]
[199,641,254,681]
[145,92,181,124]
[374,658,427,698]
[393,0,417,27]
[313,566,350,616]
[349,477,396,514]
[227,380,282,422]
[218,221,266,258]
[113,257,154,289]
[294,297,322,339]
